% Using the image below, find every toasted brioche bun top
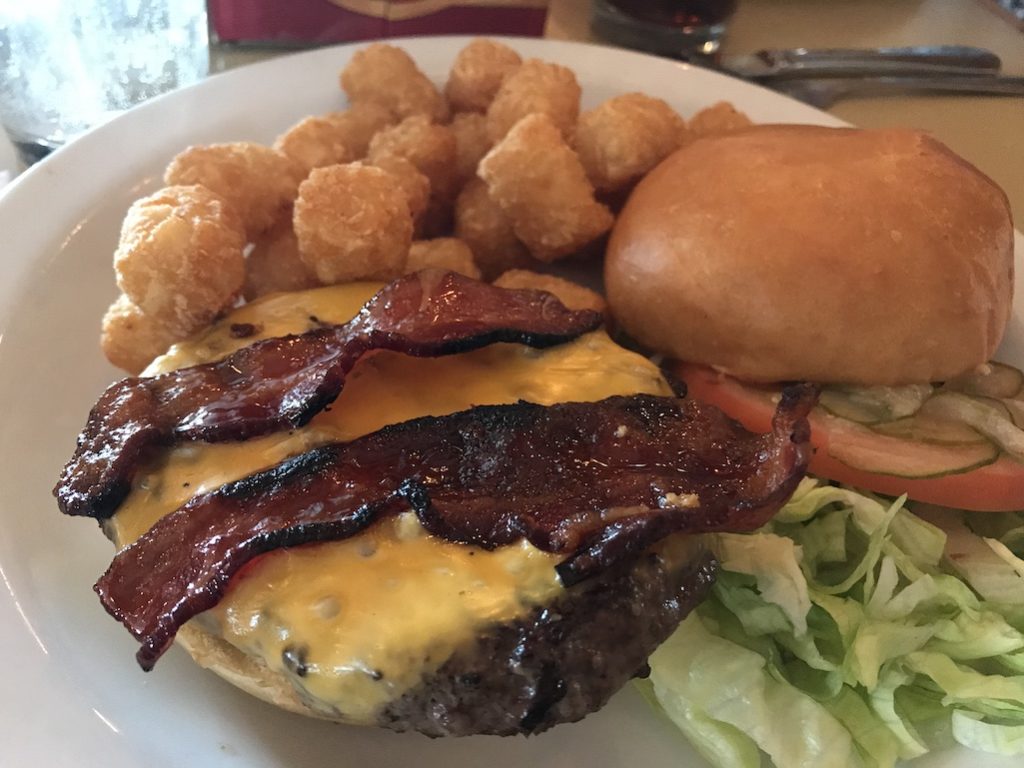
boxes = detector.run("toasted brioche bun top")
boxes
[605,126,1014,385]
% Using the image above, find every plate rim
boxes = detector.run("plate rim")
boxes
[0,34,1019,768]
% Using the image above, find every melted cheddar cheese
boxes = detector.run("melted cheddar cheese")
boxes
[110,283,674,721]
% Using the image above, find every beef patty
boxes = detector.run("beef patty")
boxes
[379,538,717,736]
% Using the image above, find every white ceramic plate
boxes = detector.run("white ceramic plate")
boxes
[0,37,1020,768]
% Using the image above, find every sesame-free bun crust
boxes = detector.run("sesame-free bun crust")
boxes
[177,623,328,719]
[605,126,1014,384]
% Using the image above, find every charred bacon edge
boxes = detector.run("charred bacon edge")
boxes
[94,390,815,671]
[55,271,602,520]
[556,383,816,585]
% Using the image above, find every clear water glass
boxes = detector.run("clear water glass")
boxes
[0,0,208,165]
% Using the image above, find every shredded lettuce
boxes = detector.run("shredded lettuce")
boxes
[645,478,1024,768]
[647,612,862,768]
[952,711,1024,754]
[709,532,811,634]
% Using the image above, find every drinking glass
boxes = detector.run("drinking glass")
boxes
[592,0,739,58]
[0,0,208,165]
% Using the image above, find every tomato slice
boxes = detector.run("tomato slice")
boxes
[675,363,1024,512]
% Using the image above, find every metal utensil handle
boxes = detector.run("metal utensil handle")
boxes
[757,61,1004,80]
[772,45,1002,70]
[775,75,1024,109]
[829,74,1024,98]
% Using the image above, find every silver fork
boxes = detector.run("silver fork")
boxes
[722,45,1002,80]
[770,75,1024,109]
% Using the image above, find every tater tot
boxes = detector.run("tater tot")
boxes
[273,116,356,176]
[340,43,448,123]
[367,115,458,202]
[486,59,581,143]
[445,38,523,113]
[164,142,302,238]
[493,270,607,315]
[101,294,184,375]
[453,178,532,280]
[405,238,482,279]
[687,101,753,139]
[451,112,493,188]
[114,185,246,335]
[575,93,686,192]
[293,164,413,284]
[367,115,459,237]
[330,102,398,158]
[244,215,321,300]
[369,155,431,227]
[478,114,613,262]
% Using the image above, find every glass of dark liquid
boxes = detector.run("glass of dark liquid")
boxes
[592,0,739,59]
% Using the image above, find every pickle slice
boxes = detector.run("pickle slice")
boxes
[827,419,1000,479]
[1000,398,1024,430]
[872,414,988,445]
[945,361,1024,399]
[921,393,1024,463]
[818,383,932,425]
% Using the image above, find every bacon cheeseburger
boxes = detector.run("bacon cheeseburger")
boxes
[606,125,1021,512]
[56,271,812,736]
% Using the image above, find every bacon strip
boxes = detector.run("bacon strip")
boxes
[95,389,814,670]
[55,271,603,519]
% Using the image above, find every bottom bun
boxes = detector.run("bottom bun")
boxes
[176,538,716,737]
[177,622,331,719]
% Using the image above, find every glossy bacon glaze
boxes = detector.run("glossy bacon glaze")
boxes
[55,271,602,519]
[96,389,814,670]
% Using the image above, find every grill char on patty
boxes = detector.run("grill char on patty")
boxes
[378,542,716,736]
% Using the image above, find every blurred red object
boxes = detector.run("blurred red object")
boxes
[605,0,736,28]
[209,0,550,45]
